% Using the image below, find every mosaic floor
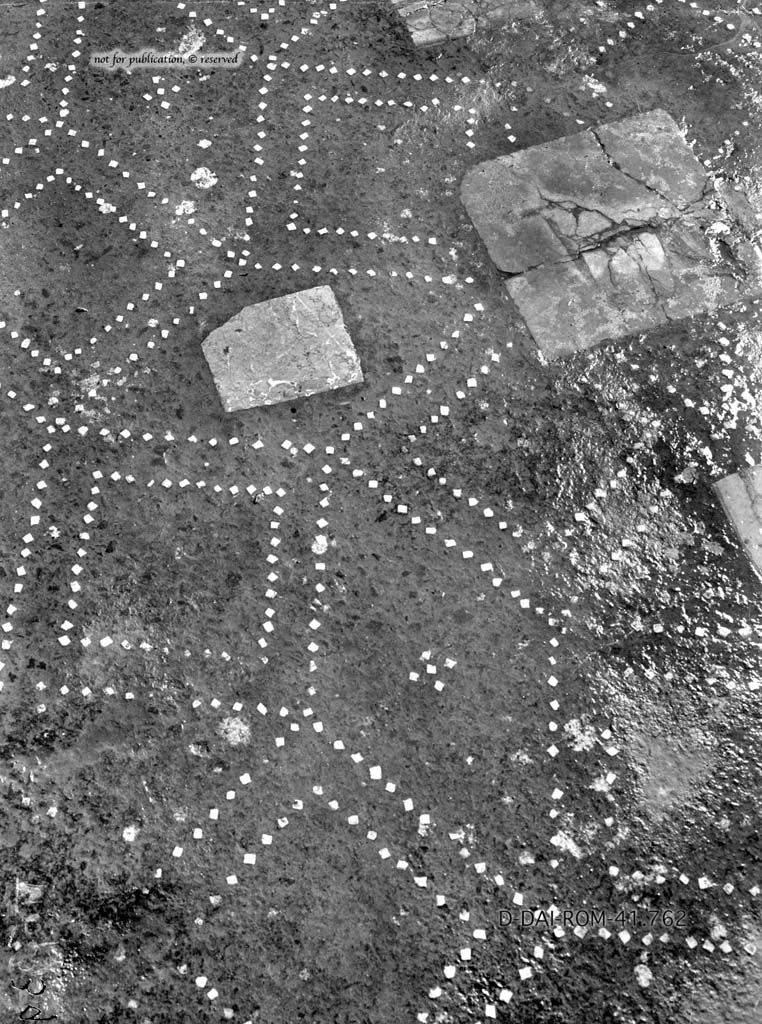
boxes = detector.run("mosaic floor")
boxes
[1,2,762,1022]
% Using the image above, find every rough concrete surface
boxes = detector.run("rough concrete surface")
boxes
[1,2,762,1024]
[201,286,363,412]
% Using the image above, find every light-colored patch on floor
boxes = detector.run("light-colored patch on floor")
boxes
[218,716,251,746]
[175,26,205,56]
[634,963,653,987]
[564,717,598,751]
[73,367,112,424]
[629,727,716,821]
[511,749,533,764]
[191,166,218,190]
[550,828,584,858]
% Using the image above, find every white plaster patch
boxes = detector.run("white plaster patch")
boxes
[550,830,583,858]
[311,534,328,555]
[218,716,251,746]
[191,167,218,190]
[591,774,612,792]
[176,26,206,56]
[634,964,653,988]
[511,749,533,764]
[583,74,607,95]
[16,880,44,903]
[175,199,196,216]
[563,718,597,751]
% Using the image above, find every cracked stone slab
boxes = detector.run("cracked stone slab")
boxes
[461,110,707,274]
[460,109,762,357]
[714,467,762,579]
[389,0,523,47]
[506,224,749,359]
[202,285,363,412]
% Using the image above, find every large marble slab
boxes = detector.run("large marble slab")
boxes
[202,285,363,412]
[461,110,762,358]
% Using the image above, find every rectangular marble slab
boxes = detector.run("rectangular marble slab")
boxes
[202,285,363,412]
